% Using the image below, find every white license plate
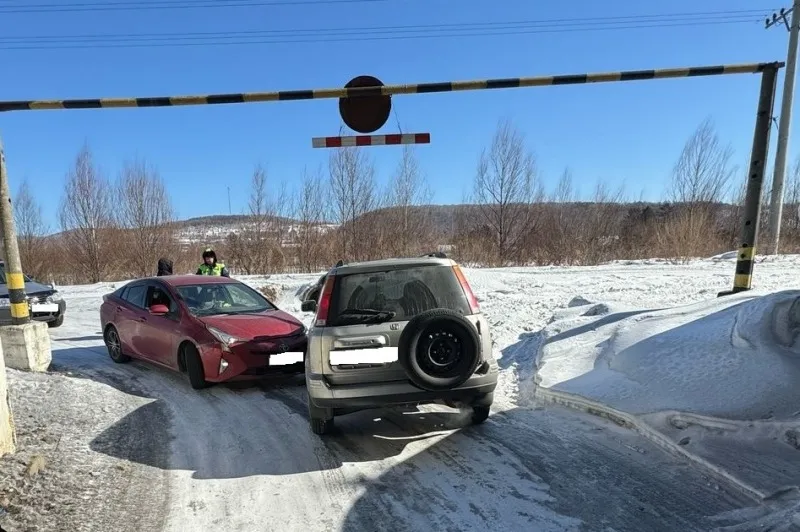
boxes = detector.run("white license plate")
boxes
[31,303,59,313]
[269,351,304,365]
[330,347,398,365]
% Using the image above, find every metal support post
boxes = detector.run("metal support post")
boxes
[720,64,782,296]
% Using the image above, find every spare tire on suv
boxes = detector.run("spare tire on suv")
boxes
[398,308,482,391]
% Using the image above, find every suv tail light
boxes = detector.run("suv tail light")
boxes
[452,265,480,313]
[315,275,335,327]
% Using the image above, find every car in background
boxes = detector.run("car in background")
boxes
[100,275,307,389]
[299,260,344,303]
[0,261,66,328]
[301,254,498,435]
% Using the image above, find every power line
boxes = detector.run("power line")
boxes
[0,1,778,14]
[0,12,772,50]
[0,10,774,40]
[0,0,390,13]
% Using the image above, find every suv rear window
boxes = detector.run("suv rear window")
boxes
[328,265,470,326]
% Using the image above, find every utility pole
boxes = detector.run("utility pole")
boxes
[0,138,16,456]
[0,139,29,327]
[227,186,232,215]
[766,1,800,255]
[0,136,51,374]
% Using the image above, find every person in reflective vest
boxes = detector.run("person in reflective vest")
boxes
[196,248,230,277]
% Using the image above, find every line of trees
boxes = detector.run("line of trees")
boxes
[12,117,800,285]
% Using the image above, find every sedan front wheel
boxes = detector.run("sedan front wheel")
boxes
[183,343,210,390]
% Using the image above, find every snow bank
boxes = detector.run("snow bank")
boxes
[517,290,800,421]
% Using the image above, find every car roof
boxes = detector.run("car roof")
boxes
[332,256,455,275]
[147,275,240,287]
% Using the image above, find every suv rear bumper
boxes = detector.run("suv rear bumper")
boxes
[306,365,498,409]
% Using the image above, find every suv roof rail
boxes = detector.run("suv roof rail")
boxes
[420,251,447,259]
[334,260,344,267]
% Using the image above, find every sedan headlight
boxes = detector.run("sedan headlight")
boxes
[207,326,243,350]
[47,292,63,303]
[0,298,9,307]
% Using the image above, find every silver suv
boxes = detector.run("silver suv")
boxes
[300,255,498,435]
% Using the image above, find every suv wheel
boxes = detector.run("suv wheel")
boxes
[470,392,492,424]
[398,309,482,391]
[307,394,334,435]
[472,406,490,424]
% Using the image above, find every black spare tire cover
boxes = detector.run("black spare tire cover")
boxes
[398,309,482,391]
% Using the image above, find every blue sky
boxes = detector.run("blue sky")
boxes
[0,0,792,228]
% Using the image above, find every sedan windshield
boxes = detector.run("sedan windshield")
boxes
[176,283,276,317]
[0,265,33,284]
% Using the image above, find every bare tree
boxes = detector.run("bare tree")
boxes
[545,168,576,264]
[669,117,734,206]
[552,168,575,204]
[579,180,628,264]
[780,156,800,247]
[657,118,736,261]
[270,178,291,271]
[294,167,330,272]
[115,157,176,277]
[472,119,543,266]
[59,144,115,283]
[329,146,378,261]
[227,164,296,274]
[228,164,287,274]
[14,179,49,279]
[384,146,434,257]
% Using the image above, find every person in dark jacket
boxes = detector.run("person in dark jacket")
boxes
[156,257,174,276]
[196,248,230,277]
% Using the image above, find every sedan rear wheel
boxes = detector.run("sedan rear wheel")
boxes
[104,326,131,364]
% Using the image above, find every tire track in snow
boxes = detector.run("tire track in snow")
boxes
[45,291,759,531]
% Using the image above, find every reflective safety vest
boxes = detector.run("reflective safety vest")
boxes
[198,262,225,275]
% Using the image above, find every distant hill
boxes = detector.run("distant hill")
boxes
[43,201,744,246]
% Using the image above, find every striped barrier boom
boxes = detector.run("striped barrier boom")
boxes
[0,62,784,113]
[312,133,430,148]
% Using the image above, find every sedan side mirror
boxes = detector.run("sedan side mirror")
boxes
[301,300,317,313]
[149,304,169,316]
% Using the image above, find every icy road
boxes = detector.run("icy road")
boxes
[9,256,798,532]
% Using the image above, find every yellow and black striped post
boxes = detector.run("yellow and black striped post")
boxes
[0,138,30,324]
[0,62,785,113]
[719,63,781,296]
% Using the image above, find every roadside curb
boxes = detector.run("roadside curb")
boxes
[534,386,767,503]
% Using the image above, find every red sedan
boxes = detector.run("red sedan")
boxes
[99,275,307,389]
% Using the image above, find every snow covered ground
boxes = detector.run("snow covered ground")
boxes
[494,255,800,528]
[3,254,800,531]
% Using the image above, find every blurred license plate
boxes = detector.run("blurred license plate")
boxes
[330,347,398,365]
[269,352,304,365]
[31,303,59,313]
